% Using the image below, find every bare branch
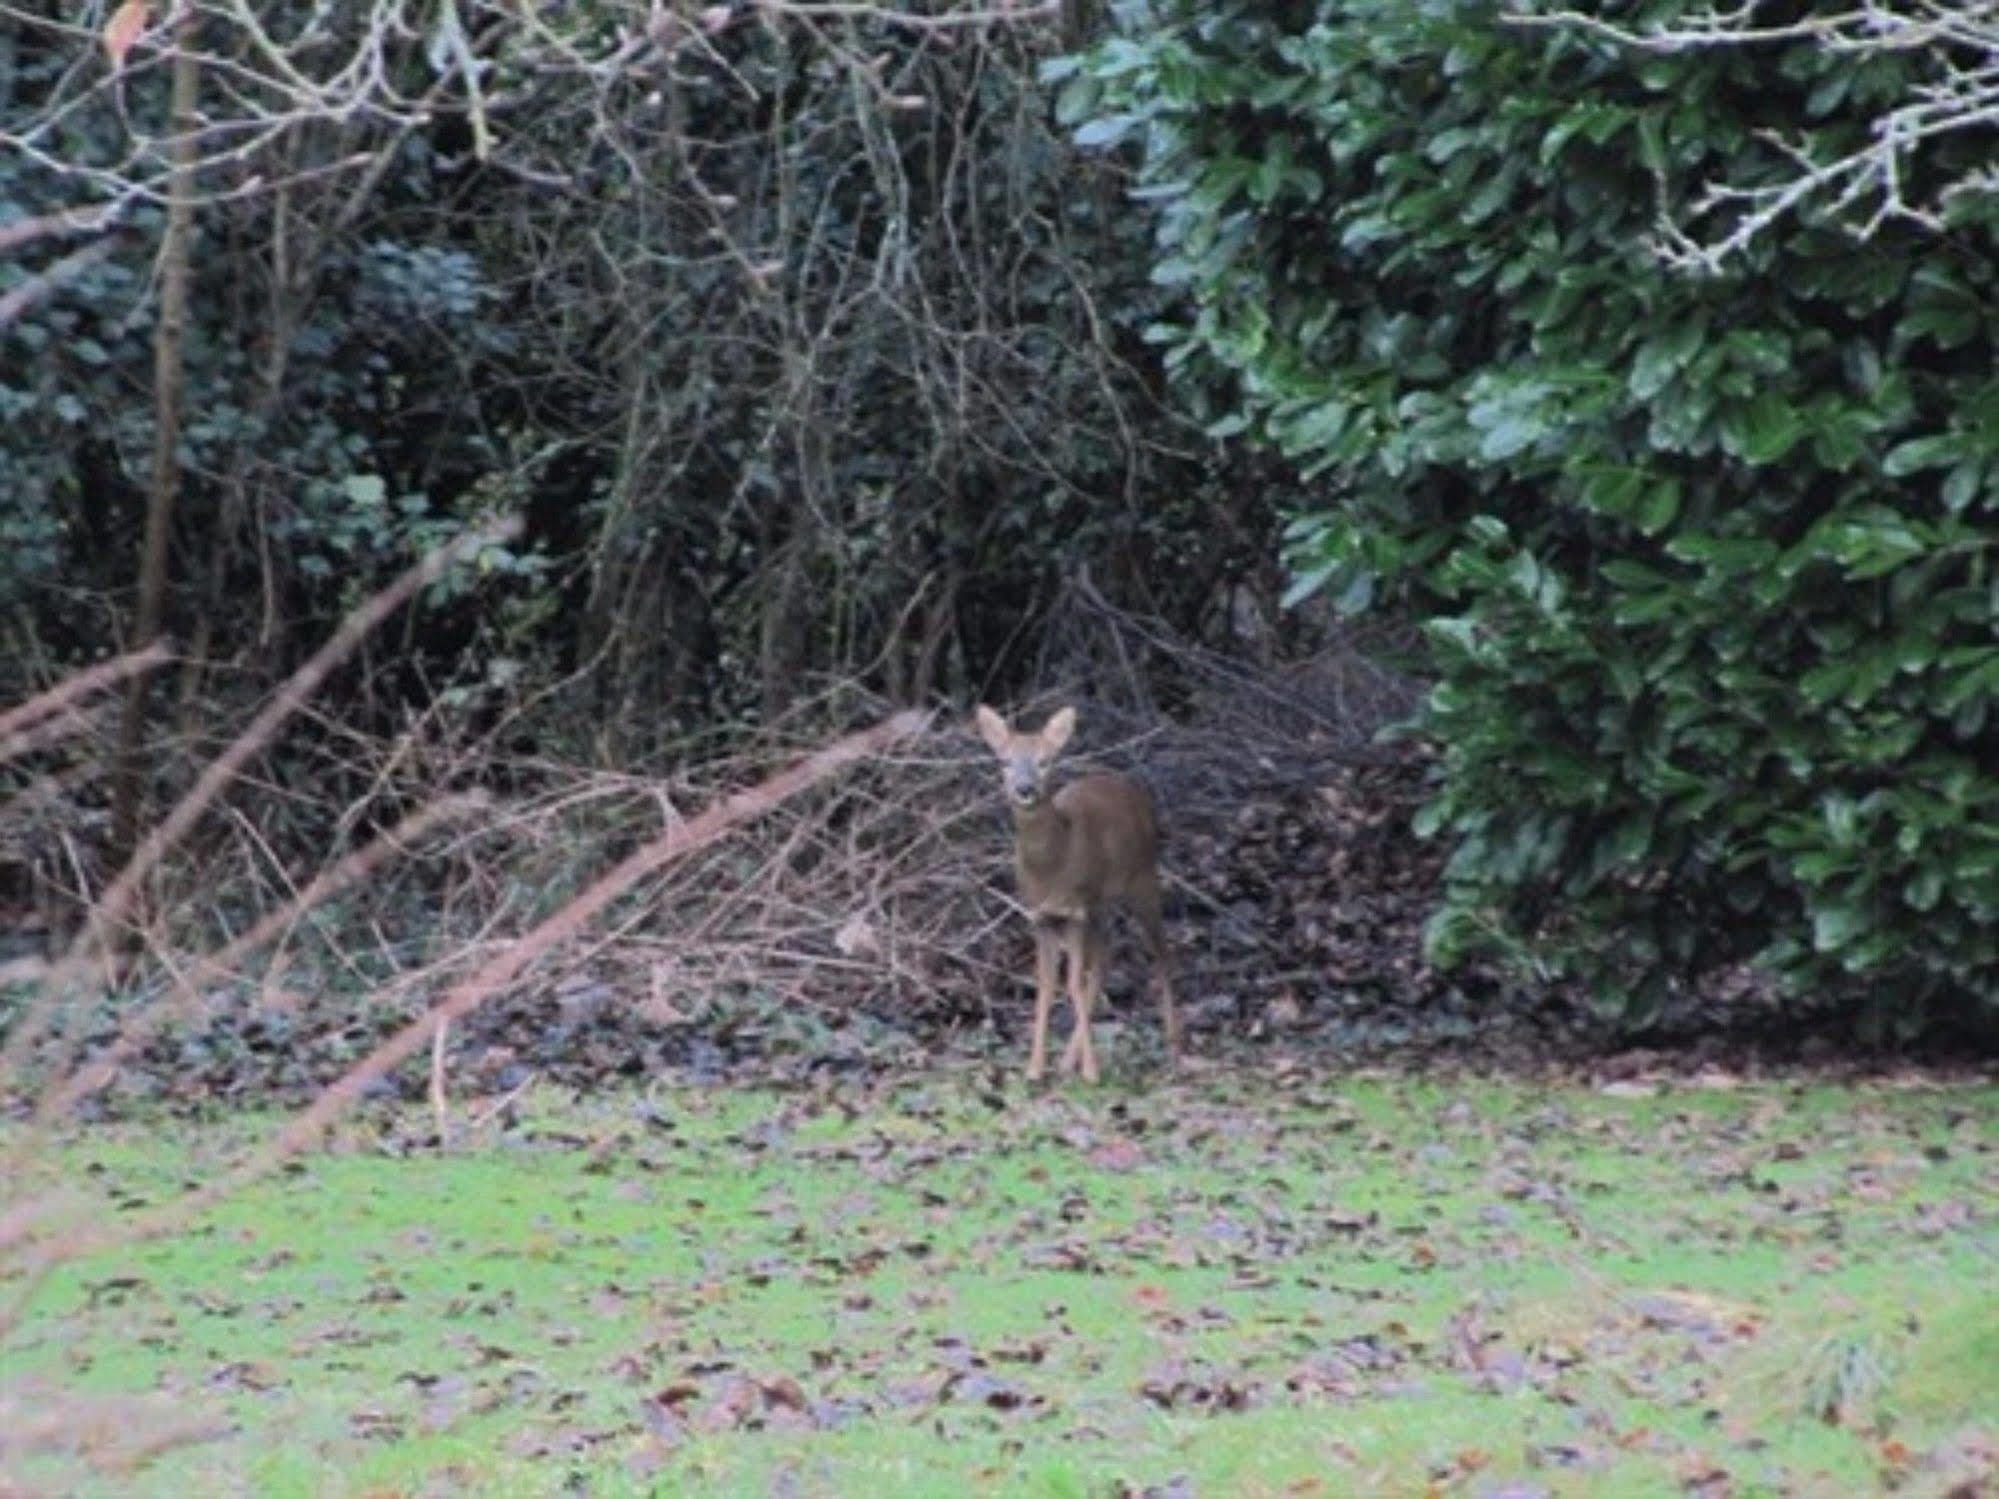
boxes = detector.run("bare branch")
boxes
[1512,1,1999,266]
[751,0,1061,28]
[0,645,171,760]
[0,520,520,1091]
[0,199,131,252]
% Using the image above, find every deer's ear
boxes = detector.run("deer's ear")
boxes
[974,705,1012,757]
[1038,706,1076,758]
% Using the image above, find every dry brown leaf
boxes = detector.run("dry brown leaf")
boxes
[103,0,150,69]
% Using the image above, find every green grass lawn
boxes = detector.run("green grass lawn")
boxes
[6,1068,1996,1496]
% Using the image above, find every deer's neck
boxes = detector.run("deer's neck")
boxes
[1012,800,1072,885]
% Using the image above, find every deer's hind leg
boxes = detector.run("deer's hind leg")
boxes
[1059,915,1101,1084]
[1062,914,1108,1077]
[1132,870,1182,1059]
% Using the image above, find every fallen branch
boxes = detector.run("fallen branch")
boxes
[0,644,170,764]
[2,706,929,1303]
[221,707,926,1199]
[26,792,492,1131]
[0,520,519,1092]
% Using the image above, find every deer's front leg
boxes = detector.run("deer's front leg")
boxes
[1026,918,1061,1082]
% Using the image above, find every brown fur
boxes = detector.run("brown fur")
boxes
[975,705,1181,1083]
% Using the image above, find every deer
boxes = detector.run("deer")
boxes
[974,705,1182,1084]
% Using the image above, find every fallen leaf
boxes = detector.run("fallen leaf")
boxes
[761,1375,808,1412]
[1599,1080,1659,1099]
[1088,1139,1145,1172]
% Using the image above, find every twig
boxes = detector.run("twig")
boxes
[1511,3,1999,267]
[751,0,1061,29]
[0,199,130,251]
[466,1072,536,1132]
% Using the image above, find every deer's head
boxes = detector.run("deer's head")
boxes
[974,705,1075,810]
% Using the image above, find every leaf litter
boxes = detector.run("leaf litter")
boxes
[9,1069,1998,1494]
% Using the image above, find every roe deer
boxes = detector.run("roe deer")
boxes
[975,705,1181,1083]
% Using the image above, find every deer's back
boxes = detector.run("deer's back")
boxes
[1018,773,1160,917]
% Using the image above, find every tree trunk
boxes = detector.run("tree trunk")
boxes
[759,521,811,723]
[908,569,960,704]
[108,12,201,869]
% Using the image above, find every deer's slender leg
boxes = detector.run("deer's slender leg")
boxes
[1133,871,1182,1059]
[1063,916,1100,1084]
[1026,918,1061,1082]
[1063,916,1108,1074]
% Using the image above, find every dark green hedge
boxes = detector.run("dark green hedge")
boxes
[1064,1,1999,1032]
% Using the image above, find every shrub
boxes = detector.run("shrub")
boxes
[1063,0,1999,1033]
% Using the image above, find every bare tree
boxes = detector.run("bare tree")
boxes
[107,4,200,870]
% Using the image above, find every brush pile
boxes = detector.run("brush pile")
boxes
[4,588,1597,1114]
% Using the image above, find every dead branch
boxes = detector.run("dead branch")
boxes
[0,520,518,1091]
[0,644,171,762]
[751,0,1062,29]
[0,199,131,251]
[27,792,492,1128]
[0,707,928,1334]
